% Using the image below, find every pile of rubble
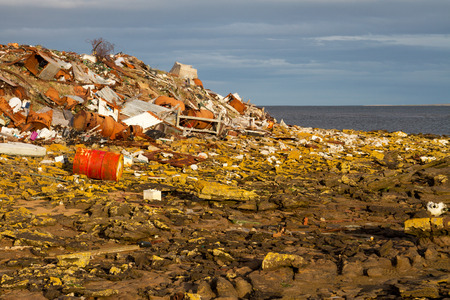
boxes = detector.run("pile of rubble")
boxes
[0,43,274,146]
[0,43,449,300]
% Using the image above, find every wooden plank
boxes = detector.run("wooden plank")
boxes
[177,115,220,122]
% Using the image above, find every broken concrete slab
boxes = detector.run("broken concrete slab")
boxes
[0,142,46,156]
[169,61,198,80]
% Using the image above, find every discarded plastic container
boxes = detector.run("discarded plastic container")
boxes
[8,97,22,113]
[30,131,38,141]
[73,148,123,181]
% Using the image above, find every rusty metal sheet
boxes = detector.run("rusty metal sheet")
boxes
[24,50,61,80]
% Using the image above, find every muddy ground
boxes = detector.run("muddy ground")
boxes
[0,125,449,300]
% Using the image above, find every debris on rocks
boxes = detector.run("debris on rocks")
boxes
[0,42,449,299]
[427,201,448,216]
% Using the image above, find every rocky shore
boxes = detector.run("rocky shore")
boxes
[0,43,449,299]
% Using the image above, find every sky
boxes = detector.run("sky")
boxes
[0,0,449,106]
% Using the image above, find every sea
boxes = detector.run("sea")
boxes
[265,106,450,136]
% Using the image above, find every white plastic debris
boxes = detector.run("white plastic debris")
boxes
[420,156,437,163]
[54,155,67,163]
[134,154,149,163]
[311,135,323,142]
[161,152,173,158]
[115,57,125,67]
[0,127,22,138]
[123,111,162,130]
[427,202,448,217]
[143,189,161,201]
[37,128,57,140]
[39,159,54,164]
[123,155,133,167]
[82,54,97,63]
[198,152,208,159]
[8,97,22,113]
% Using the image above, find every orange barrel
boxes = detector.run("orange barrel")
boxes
[229,98,246,114]
[193,78,203,88]
[72,111,127,140]
[184,109,214,129]
[73,148,124,181]
[101,116,127,140]
[72,110,95,131]
[154,95,186,112]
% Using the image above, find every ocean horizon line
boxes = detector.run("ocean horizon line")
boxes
[263,104,450,107]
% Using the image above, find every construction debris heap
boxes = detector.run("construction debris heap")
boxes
[0,43,273,143]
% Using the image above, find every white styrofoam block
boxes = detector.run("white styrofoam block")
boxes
[143,189,161,201]
[54,155,66,163]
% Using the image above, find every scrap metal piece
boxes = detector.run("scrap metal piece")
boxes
[24,50,61,80]
[0,96,26,128]
[96,86,123,105]
[44,87,65,106]
[24,108,53,131]
[225,93,247,115]
[0,75,27,99]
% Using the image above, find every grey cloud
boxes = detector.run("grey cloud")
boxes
[0,0,449,105]
[313,34,450,48]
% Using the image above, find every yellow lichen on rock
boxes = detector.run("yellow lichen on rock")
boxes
[193,180,259,201]
[57,251,91,268]
[262,252,305,270]
[404,217,447,233]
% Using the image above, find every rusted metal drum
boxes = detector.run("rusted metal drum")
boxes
[100,115,127,140]
[184,109,214,129]
[73,148,123,181]
[72,111,126,140]
[154,95,185,112]
[72,110,94,131]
